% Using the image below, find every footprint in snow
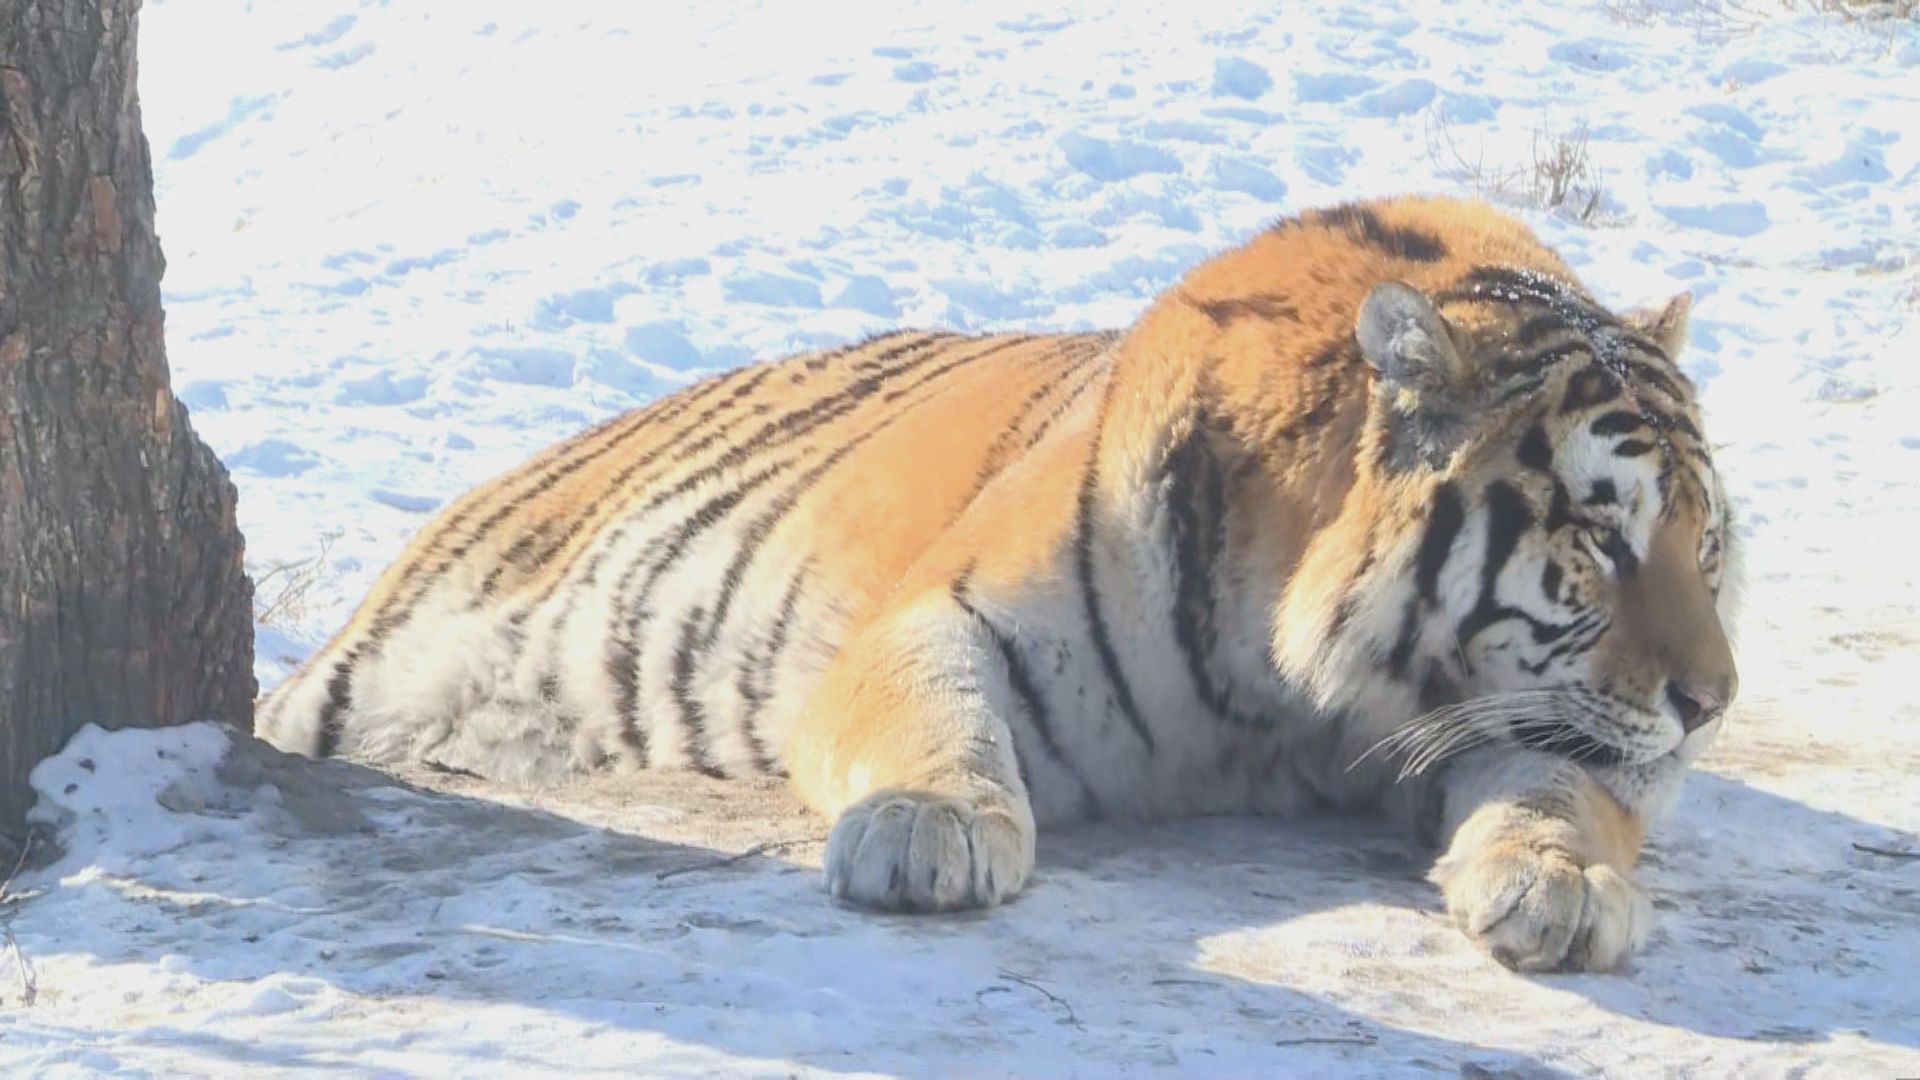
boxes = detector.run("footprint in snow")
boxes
[228,439,321,478]
[1293,72,1380,104]
[723,273,825,309]
[1058,132,1181,183]
[370,490,442,514]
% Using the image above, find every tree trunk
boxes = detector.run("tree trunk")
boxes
[0,0,254,841]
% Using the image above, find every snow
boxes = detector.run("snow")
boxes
[4,0,1919,1075]
[1211,58,1275,102]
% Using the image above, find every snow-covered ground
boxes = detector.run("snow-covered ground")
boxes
[5,0,1920,1074]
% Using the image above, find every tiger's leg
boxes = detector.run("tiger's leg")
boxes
[1427,750,1651,972]
[785,594,1037,912]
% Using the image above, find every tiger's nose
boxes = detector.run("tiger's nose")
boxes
[1666,676,1735,733]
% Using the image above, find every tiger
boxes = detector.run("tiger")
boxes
[258,195,1740,973]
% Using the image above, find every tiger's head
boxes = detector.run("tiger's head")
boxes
[1336,265,1739,816]
[1136,199,1739,820]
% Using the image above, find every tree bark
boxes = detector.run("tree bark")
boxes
[0,0,254,841]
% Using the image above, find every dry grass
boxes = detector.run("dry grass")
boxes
[1600,1,1772,41]
[0,834,37,1007]
[1426,112,1610,225]
[1528,125,1607,223]
[1602,0,1915,44]
[251,531,341,629]
[1802,0,1917,20]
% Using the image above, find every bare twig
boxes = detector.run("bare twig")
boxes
[1853,841,1920,860]
[1804,0,1918,23]
[250,531,340,629]
[1424,110,1609,226]
[1603,0,1771,42]
[0,836,31,898]
[1424,108,1523,201]
[1529,123,1604,224]
[420,759,485,781]
[995,968,1083,1029]
[654,836,821,881]
[1274,1034,1378,1047]
[0,834,39,1006]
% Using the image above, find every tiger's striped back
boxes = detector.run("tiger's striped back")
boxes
[257,330,1116,781]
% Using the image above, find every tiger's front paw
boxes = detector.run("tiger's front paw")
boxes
[1434,842,1651,972]
[824,789,1035,912]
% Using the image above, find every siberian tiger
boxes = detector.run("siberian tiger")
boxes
[259,196,1739,972]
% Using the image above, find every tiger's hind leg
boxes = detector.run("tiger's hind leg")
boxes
[785,593,1038,912]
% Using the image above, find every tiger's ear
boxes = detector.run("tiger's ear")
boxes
[1356,282,1476,471]
[1357,282,1469,389]
[1625,291,1692,357]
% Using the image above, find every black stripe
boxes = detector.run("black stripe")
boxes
[1619,329,1672,363]
[1321,519,1378,650]
[1625,359,1687,403]
[1415,482,1466,604]
[1021,356,1108,452]
[480,519,559,598]
[1073,386,1157,754]
[1540,559,1564,603]
[1306,203,1447,262]
[1584,479,1618,506]
[1419,662,1463,713]
[1458,481,1532,646]
[1165,409,1260,727]
[966,337,1101,502]
[1668,412,1703,443]
[1493,342,1586,383]
[951,565,1101,819]
[845,327,932,372]
[1612,439,1657,458]
[1386,599,1420,679]
[1438,266,1612,327]
[1389,482,1468,682]
[1190,293,1301,327]
[313,651,359,758]
[1589,410,1646,437]
[1560,364,1622,414]
[1544,480,1576,533]
[667,609,726,778]
[1516,425,1554,473]
[605,452,800,766]
[1494,376,1551,407]
[734,561,810,774]
[1598,530,1640,577]
[1521,613,1609,675]
[1514,312,1574,348]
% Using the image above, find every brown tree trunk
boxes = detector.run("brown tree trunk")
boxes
[0,0,254,842]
